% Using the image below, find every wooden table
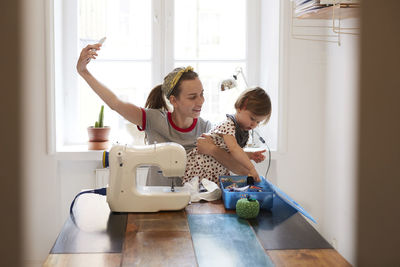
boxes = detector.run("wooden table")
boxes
[44,196,351,267]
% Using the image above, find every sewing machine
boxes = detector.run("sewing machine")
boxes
[105,143,190,212]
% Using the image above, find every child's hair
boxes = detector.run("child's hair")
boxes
[234,87,272,123]
[145,67,199,111]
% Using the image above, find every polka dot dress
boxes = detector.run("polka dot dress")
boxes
[182,118,239,186]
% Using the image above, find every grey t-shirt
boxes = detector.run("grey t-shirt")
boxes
[138,108,212,186]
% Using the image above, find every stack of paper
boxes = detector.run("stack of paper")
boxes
[294,0,329,17]
[294,0,360,17]
[320,0,360,4]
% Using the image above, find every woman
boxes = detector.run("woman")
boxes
[77,43,252,186]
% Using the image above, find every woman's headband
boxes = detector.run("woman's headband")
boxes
[162,66,194,98]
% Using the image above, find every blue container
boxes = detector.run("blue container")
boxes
[220,175,274,210]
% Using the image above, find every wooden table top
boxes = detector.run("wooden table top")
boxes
[44,197,351,267]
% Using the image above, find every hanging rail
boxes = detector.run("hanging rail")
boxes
[291,1,360,46]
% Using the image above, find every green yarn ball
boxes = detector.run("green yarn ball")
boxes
[236,197,260,219]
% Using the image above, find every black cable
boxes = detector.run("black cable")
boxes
[69,187,107,224]
[264,141,271,179]
[253,130,271,179]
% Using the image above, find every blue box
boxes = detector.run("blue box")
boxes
[220,175,274,210]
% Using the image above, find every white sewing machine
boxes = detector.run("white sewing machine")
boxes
[105,142,190,212]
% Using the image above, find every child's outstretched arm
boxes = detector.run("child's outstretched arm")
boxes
[196,134,249,175]
[77,44,143,127]
[223,135,260,182]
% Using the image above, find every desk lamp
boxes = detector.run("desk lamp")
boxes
[220,67,249,91]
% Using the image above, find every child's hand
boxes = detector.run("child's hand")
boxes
[249,168,260,182]
[249,150,266,163]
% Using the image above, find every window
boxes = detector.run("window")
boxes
[174,0,248,123]
[54,0,278,152]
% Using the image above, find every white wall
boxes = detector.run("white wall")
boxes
[276,0,327,233]
[21,1,61,266]
[275,1,359,265]
[323,25,359,264]
[20,0,105,265]
[21,0,358,266]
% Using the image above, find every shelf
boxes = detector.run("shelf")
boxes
[291,2,360,46]
[296,4,360,20]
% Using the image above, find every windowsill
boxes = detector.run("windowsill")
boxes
[55,145,105,161]
[55,144,284,161]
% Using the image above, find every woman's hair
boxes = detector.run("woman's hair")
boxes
[145,85,168,111]
[145,68,199,111]
[234,87,272,122]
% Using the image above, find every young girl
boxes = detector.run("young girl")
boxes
[76,43,250,185]
[182,87,272,185]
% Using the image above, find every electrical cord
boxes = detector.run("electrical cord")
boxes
[69,187,107,224]
[253,130,271,179]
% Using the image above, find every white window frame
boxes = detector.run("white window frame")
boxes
[153,0,260,88]
[46,0,284,159]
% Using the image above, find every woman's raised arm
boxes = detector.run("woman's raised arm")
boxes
[77,44,143,127]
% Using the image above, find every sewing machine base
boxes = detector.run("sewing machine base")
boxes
[107,186,190,213]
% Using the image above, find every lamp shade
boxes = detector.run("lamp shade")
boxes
[219,67,248,91]
[220,78,238,91]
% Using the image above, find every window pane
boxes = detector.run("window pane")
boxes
[175,62,246,124]
[79,0,151,60]
[77,62,151,144]
[174,0,246,60]
[73,0,152,146]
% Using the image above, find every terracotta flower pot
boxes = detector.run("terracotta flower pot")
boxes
[87,126,110,150]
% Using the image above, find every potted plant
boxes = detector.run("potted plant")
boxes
[87,105,110,150]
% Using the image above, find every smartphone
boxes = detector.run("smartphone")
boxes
[98,37,106,45]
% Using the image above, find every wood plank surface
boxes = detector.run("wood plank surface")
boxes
[127,211,189,232]
[43,253,122,267]
[185,199,235,214]
[122,231,196,267]
[45,199,350,267]
[267,249,351,267]
[188,214,274,267]
[121,211,197,266]
[251,211,332,250]
[50,194,127,254]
